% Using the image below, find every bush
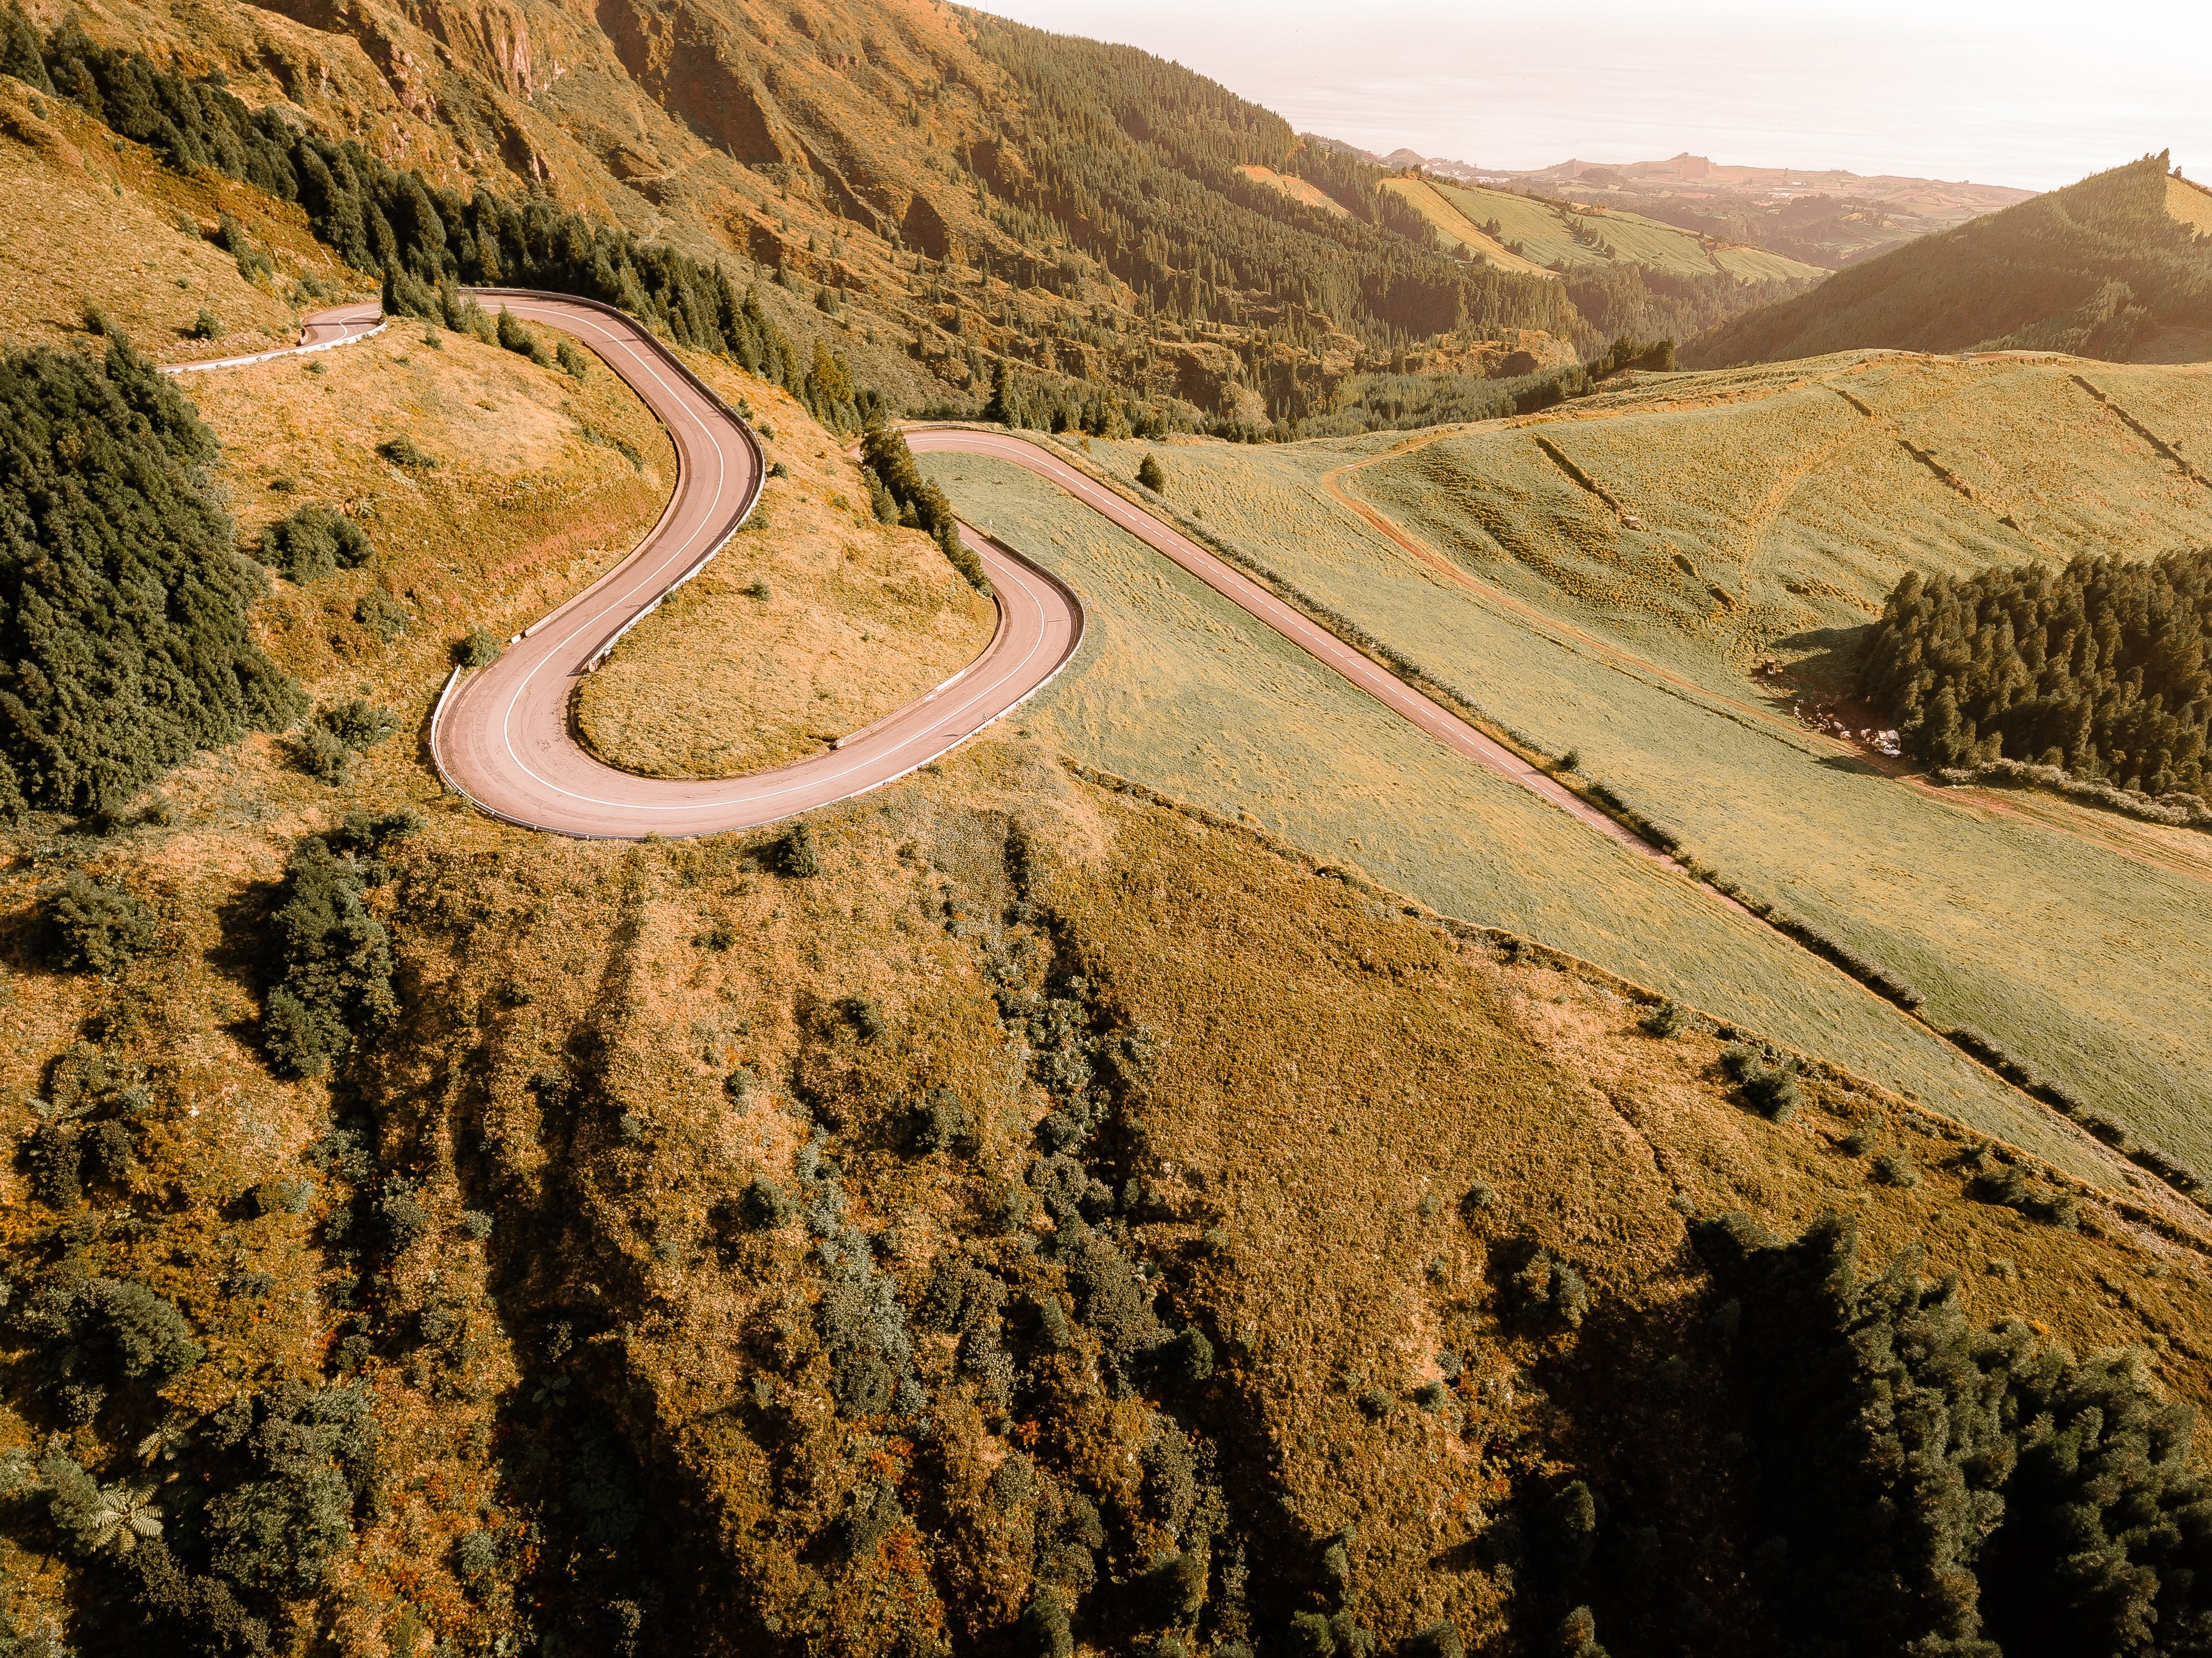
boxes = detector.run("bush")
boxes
[1722,1043,1800,1120]
[908,1088,974,1154]
[454,1527,497,1581]
[740,1175,796,1229]
[457,627,501,668]
[495,307,551,365]
[259,505,372,584]
[376,435,435,469]
[1402,1624,1465,1658]
[1871,1149,1920,1187]
[291,723,351,783]
[0,336,304,817]
[777,821,821,877]
[319,699,395,750]
[190,308,223,340]
[14,1276,204,1414]
[45,873,155,974]
[355,591,408,641]
[204,1380,380,1599]
[1136,452,1166,492]
[260,836,397,1078]
[1016,1588,1073,1658]
[1640,999,1686,1038]
[555,339,590,378]
[1508,1247,1591,1329]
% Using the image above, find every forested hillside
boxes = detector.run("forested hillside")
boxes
[0,0,1784,436]
[1864,550,2211,795]
[1689,155,2212,366]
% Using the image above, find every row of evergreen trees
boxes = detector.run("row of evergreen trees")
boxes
[4,10,863,433]
[1698,1211,2212,1657]
[1863,551,2210,795]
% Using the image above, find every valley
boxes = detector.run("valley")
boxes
[2,4,2210,1657]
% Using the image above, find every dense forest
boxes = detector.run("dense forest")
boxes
[960,15,1575,349]
[0,336,301,820]
[1688,156,2212,366]
[1698,1209,2212,1657]
[1863,551,2211,795]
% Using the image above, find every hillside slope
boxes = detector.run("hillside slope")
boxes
[1689,154,2212,367]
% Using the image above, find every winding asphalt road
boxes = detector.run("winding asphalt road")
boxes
[428,291,1085,837]
[180,298,1683,860]
[904,427,1688,871]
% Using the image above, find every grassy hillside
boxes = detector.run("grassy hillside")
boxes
[1690,154,2212,367]
[913,349,2212,1181]
[13,62,2212,1658]
[576,370,997,779]
[1407,178,1823,287]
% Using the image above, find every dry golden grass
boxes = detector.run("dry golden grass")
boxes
[0,73,366,361]
[575,370,996,777]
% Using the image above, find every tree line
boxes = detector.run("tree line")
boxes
[4,9,865,433]
[1863,550,2210,796]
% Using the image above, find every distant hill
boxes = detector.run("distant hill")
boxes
[1312,136,2035,268]
[1686,154,2212,367]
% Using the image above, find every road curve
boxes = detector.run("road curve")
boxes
[904,426,1692,873]
[429,291,1085,838]
[159,300,387,375]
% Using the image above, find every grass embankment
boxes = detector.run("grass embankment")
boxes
[1003,352,2212,1171]
[0,73,362,360]
[574,370,997,779]
[914,447,2112,1179]
[15,709,2211,1652]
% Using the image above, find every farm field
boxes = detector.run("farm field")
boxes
[1394,175,1825,284]
[919,451,2109,1179]
[1028,351,2212,1172]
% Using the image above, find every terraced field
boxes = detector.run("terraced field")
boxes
[924,350,2212,1175]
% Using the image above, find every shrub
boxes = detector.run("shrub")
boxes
[555,338,590,378]
[495,307,551,365]
[1136,452,1166,492]
[1161,1326,1213,1385]
[460,1210,493,1241]
[1509,1247,1592,1329]
[45,874,155,974]
[1640,999,1686,1037]
[355,591,408,640]
[909,1088,974,1154]
[1402,1624,1465,1658]
[204,1380,380,1598]
[740,1175,796,1229]
[260,836,397,1078]
[291,723,351,783]
[191,308,224,340]
[319,699,395,750]
[454,1527,496,1582]
[15,1277,204,1415]
[259,505,372,584]
[860,422,991,592]
[457,627,501,668]
[1871,1149,1920,1188]
[1016,1588,1073,1658]
[777,821,821,877]
[1972,1162,2078,1228]
[0,336,305,817]
[1722,1043,1801,1119]
[839,995,885,1041]
[1555,1606,1608,1658]
[376,435,435,469]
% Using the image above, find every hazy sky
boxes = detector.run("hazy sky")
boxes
[965,1,2209,192]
